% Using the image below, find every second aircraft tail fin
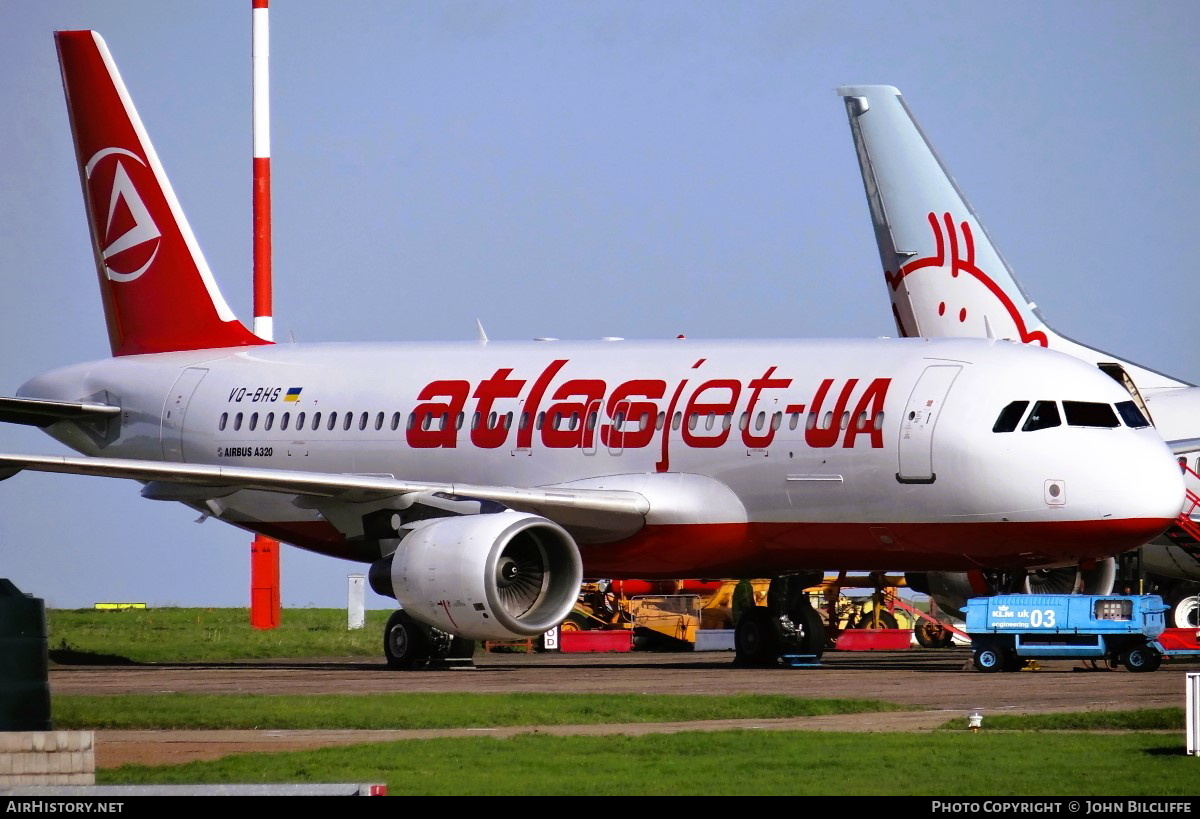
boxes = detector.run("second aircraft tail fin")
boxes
[837,84,1186,392]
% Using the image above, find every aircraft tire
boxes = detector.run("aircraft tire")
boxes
[1167,587,1200,629]
[734,607,778,666]
[795,602,826,659]
[384,609,430,670]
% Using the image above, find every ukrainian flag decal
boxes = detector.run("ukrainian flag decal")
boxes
[283,387,303,402]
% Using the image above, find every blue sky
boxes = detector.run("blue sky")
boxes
[1,1,1197,608]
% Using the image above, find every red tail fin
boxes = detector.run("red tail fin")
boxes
[56,31,269,357]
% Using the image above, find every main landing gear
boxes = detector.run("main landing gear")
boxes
[383,609,476,670]
[734,574,825,666]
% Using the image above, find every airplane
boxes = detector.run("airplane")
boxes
[0,31,1184,668]
[836,84,1200,625]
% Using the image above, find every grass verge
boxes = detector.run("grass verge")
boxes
[47,608,390,663]
[100,730,1196,795]
[937,708,1185,732]
[56,692,911,730]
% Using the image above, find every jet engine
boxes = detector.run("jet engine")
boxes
[369,509,583,641]
[907,558,1117,620]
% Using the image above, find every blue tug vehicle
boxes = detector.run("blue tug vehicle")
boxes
[964,594,1171,672]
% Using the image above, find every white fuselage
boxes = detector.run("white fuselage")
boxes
[20,336,1183,579]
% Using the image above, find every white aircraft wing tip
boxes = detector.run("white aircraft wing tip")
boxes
[835,85,902,98]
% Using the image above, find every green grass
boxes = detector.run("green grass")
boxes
[55,692,910,729]
[47,607,391,663]
[99,731,1198,795]
[937,708,1186,732]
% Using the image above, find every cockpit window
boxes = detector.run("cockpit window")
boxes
[992,401,1029,433]
[1021,400,1061,431]
[1115,400,1151,429]
[1063,401,1119,428]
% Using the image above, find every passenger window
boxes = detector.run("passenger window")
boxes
[1063,401,1119,428]
[873,411,885,431]
[1115,400,1150,429]
[296,411,305,429]
[992,401,1029,433]
[374,412,384,431]
[234,412,243,431]
[219,412,228,431]
[327,413,338,431]
[343,413,353,431]
[265,412,274,431]
[281,412,290,432]
[391,412,401,431]
[1021,401,1061,432]
[311,411,321,431]
[789,412,799,431]
[248,413,258,432]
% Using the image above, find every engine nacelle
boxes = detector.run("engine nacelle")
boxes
[369,510,583,641]
[908,558,1117,620]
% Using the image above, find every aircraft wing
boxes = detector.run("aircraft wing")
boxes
[0,397,120,428]
[0,453,650,541]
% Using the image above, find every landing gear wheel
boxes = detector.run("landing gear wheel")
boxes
[734,607,778,666]
[794,599,826,660]
[1122,644,1162,673]
[973,646,1004,672]
[855,610,898,630]
[384,609,430,669]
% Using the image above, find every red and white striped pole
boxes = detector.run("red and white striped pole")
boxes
[252,0,273,342]
[250,0,280,629]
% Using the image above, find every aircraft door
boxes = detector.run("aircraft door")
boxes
[607,400,630,455]
[896,364,960,484]
[161,367,208,462]
[582,399,601,456]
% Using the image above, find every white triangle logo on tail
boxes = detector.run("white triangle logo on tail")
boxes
[85,147,161,282]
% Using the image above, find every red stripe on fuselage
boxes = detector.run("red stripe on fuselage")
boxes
[245,517,1173,578]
